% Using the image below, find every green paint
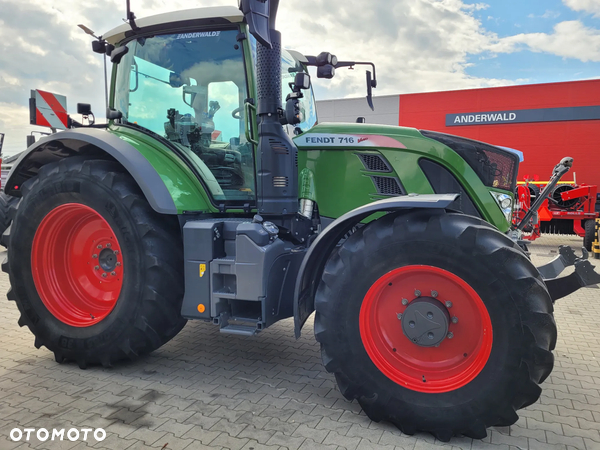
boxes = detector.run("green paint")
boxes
[295,123,512,232]
[109,125,216,213]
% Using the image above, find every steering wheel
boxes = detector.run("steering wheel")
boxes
[232,107,243,119]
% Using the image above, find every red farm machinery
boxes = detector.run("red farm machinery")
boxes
[514,167,598,250]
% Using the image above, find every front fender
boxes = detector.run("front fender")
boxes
[5,128,177,214]
[293,193,459,337]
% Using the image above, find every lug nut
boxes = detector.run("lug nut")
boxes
[447,332,454,339]
[106,243,111,248]
[427,332,434,339]
[427,312,434,319]
[94,265,100,270]
[445,301,453,308]
[97,244,103,249]
[409,321,416,328]
[101,273,107,278]
[414,290,421,297]
[431,290,438,298]
[111,271,116,276]
[452,316,459,324]
[116,262,121,267]
[397,313,403,320]
[92,254,98,259]
[401,298,408,306]
[114,250,119,255]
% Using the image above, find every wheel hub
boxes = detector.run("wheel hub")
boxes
[401,297,450,347]
[98,247,118,271]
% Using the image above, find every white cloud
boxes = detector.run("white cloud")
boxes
[0,0,596,155]
[528,10,561,19]
[563,0,600,17]
[499,20,600,62]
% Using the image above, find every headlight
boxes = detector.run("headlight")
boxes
[491,191,513,223]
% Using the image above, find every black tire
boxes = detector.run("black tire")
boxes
[314,209,556,441]
[583,219,597,252]
[0,191,19,238]
[2,157,186,368]
[528,184,540,203]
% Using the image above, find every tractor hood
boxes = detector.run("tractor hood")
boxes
[295,123,520,193]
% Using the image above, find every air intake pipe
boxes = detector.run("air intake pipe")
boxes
[240,0,298,216]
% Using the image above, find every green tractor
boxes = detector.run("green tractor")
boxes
[3,0,599,441]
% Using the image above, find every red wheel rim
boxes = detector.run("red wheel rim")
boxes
[31,203,123,327]
[359,265,493,393]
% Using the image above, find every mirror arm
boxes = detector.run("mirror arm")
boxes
[335,61,377,87]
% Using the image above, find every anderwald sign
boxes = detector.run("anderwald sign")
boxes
[446,105,600,127]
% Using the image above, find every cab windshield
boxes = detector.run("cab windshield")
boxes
[113,29,255,202]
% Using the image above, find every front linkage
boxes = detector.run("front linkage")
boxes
[512,156,600,300]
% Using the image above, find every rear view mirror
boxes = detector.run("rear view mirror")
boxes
[26,135,36,147]
[366,71,374,111]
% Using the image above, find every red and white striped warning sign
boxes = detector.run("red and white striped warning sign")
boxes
[30,90,68,129]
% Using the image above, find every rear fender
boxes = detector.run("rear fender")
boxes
[5,128,177,214]
[293,193,459,337]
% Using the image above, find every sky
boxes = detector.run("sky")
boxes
[0,0,599,155]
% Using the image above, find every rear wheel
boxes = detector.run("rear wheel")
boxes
[314,210,556,441]
[3,157,186,368]
[583,219,596,252]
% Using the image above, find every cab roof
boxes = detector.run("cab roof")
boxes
[102,6,244,45]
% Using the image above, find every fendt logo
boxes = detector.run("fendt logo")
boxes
[10,428,106,442]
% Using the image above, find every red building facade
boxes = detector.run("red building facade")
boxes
[398,80,600,186]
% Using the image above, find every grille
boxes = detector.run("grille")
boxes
[357,154,392,172]
[420,130,518,191]
[273,176,288,188]
[256,41,282,104]
[372,176,404,196]
[269,138,289,155]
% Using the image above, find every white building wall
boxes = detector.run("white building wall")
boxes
[316,95,400,126]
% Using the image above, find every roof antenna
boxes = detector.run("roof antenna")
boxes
[126,0,140,31]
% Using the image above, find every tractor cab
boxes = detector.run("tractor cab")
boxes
[104,9,317,204]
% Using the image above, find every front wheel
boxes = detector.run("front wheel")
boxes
[314,210,556,441]
[3,158,186,368]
